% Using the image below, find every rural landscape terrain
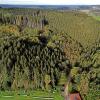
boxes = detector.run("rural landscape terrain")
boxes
[0,5,100,100]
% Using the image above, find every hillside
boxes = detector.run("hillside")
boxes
[45,10,100,47]
[0,8,100,100]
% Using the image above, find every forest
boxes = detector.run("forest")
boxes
[0,8,100,100]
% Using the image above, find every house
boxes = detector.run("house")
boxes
[65,93,82,100]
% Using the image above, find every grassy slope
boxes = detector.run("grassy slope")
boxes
[0,90,63,100]
[93,16,100,21]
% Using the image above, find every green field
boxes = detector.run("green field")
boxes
[94,16,100,21]
[0,90,63,100]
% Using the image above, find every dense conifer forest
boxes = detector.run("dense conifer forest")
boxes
[0,8,100,100]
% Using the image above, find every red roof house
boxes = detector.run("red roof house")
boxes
[65,93,82,100]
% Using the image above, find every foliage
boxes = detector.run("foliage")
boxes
[0,36,70,90]
[0,8,100,100]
